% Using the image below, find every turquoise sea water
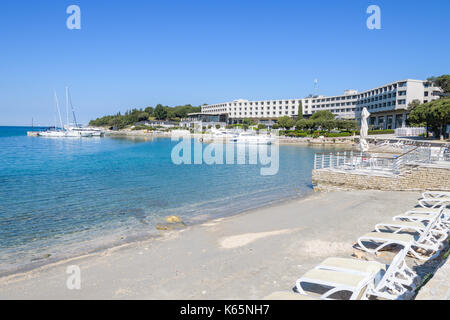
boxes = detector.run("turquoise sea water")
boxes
[0,126,345,275]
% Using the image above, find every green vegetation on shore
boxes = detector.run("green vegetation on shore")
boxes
[407,74,450,138]
[274,110,357,131]
[408,98,450,138]
[89,104,201,129]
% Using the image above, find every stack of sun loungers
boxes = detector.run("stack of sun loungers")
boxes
[265,191,449,300]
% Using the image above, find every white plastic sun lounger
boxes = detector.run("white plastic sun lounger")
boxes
[365,248,418,300]
[295,268,374,300]
[316,250,418,290]
[418,196,450,209]
[316,257,385,276]
[393,207,449,230]
[376,210,448,237]
[422,191,450,199]
[357,219,446,261]
[296,249,417,300]
[264,291,319,300]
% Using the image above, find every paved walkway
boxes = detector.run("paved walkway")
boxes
[416,257,450,300]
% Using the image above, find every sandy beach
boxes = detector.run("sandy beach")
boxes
[0,190,424,299]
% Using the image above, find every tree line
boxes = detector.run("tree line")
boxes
[274,109,358,131]
[89,104,201,129]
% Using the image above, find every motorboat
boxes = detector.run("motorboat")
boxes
[235,131,275,145]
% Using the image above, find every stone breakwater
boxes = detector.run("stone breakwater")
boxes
[313,163,450,192]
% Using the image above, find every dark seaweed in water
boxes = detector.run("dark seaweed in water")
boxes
[118,208,149,224]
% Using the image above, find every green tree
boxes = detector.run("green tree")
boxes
[336,119,358,131]
[295,118,308,130]
[144,106,154,116]
[408,99,450,138]
[242,118,255,126]
[277,116,296,129]
[257,124,267,130]
[427,74,450,94]
[297,101,303,120]
[408,99,421,111]
[310,110,335,120]
[154,104,168,120]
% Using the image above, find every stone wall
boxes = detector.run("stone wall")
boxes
[312,164,450,192]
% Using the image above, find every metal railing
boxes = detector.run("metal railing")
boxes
[314,146,449,174]
[314,151,398,173]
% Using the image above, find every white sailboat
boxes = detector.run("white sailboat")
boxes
[39,91,67,137]
[64,87,103,137]
[40,88,102,138]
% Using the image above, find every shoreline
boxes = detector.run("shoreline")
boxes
[0,189,315,280]
[0,190,423,299]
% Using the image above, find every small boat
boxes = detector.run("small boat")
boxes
[39,128,67,138]
[235,132,275,145]
[65,126,102,137]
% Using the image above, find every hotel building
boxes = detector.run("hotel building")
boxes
[200,79,442,129]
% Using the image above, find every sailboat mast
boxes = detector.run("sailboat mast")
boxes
[53,92,57,129]
[68,89,78,127]
[66,87,70,128]
[54,90,64,130]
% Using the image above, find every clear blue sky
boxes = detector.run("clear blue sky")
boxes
[0,0,449,126]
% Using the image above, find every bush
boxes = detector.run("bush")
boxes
[132,125,150,131]
[368,129,395,135]
[326,132,351,137]
[257,124,267,130]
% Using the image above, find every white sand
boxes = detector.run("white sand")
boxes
[0,190,421,299]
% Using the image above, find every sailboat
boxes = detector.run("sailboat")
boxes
[64,87,104,137]
[39,91,67,137]
[39,88,92,138]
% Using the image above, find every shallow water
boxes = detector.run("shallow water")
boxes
[0,126,348,275]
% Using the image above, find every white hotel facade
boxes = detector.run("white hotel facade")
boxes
[200,79,442,129]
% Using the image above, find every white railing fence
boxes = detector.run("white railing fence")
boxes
[314,146,449,174]
[395,127,426,137]
[314,151,399,173]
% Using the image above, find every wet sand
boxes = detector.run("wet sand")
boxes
[0,190,421,299]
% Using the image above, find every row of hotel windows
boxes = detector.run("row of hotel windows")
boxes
[231,100,408,117]
[207,100,303,108]
[206,81,423,112]
[304,85,405,104]
[212,101,408,115]
[206,90,404,110]
[231,108,356,117]
[232,111,297,116]
[357,82,405,99]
